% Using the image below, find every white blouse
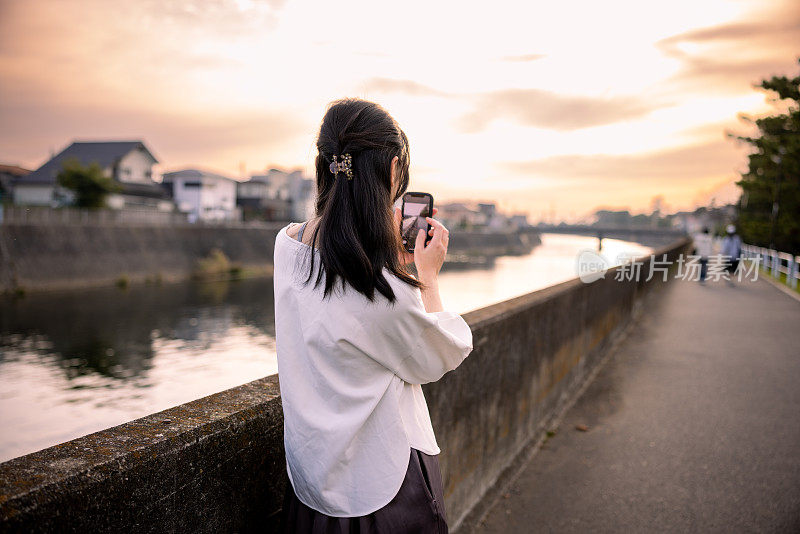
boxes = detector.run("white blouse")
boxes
[273,222,474,517]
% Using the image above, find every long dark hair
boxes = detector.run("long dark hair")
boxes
[303,98,423,303]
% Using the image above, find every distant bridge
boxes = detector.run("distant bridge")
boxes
[534,224,688,248]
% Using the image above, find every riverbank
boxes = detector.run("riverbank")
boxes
[0,222,541,296]
[445,227,541,267]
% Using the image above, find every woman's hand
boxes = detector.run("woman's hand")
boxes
[413,215,448,283]
[392,206,448,311]
[393,207,439,269]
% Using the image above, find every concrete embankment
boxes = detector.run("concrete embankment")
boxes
[448,227,541,257]
[0,222,285,295]
[0,237,691,532]
[0,222,540,295]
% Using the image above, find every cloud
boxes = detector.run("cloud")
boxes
[456,88,668,132]
[361,78,449,97]
[0,0,301,170]
[500,138,751,184]
[0,0,280,113]
[656,2,800,94]
[501,53,546,62]
[0,0,286,56]
[0,95,308,170]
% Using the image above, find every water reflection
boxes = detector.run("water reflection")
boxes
[0,277,277,462]
[0,233,650,462]
[439,233,652,314]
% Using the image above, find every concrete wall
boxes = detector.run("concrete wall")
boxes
[0,237,691,533]
[0,222,285,294]
[0,376,286,533]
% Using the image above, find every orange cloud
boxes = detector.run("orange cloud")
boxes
[456,89,672,132]
[361,78,449,97]
[501,53,547,62]
[500,138,751,184]
[0,94,308,171]
[656,1,800,94]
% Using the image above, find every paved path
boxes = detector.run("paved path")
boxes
[476,273,800,533]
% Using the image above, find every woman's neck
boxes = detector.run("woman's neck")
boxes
[302,216,322,246]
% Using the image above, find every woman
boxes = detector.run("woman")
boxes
[274,98,474,533]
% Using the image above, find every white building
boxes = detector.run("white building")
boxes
[438,202,487,229]
[12,140,173,210]
[238,168,315,222]
[161,169,240,223]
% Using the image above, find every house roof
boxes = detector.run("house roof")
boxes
[162,168,238,184]
[0,164,31,177]
[15,141,158,185]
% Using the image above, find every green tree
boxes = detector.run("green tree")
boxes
[56,158,121,208]
[727,57,800,255]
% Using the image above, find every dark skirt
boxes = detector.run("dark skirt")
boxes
[280,448,448,533]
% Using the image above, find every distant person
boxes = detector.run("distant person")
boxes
[274,98,473,533]
[721,224,742,284]
[692,227,713,283]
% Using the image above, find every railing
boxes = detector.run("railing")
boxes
[741,243,800,290]
[0,205,191,226]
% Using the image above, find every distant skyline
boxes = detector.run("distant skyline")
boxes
[1,0,798,222]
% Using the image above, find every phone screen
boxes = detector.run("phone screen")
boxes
[401,193,433,252]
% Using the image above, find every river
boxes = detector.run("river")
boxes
[0,233,651,462]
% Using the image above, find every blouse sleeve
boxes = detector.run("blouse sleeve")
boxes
[351,275,474,385]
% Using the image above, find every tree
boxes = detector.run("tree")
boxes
[727,57,800,255]
[56,158,121,208]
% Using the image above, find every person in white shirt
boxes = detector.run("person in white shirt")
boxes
[692,227,714,283]
[275,98,474,533]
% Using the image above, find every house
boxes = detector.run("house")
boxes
[0,164,30,202]
[288,172,315,220]
[437,200,519,231]
[237,175,290,220]
[11,141,172,210]
[237,168,315,222]
[161,168,240,223]
[508,213,530,229]
[477,202,497,219]
[438,201,488,229]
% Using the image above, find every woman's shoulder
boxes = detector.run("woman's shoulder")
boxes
[285,221,306,240]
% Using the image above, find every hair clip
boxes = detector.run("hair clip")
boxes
[329,153,353,180]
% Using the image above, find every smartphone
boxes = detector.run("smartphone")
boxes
[400,192,434,253]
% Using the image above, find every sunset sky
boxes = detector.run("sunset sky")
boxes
[1,0,798,222]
